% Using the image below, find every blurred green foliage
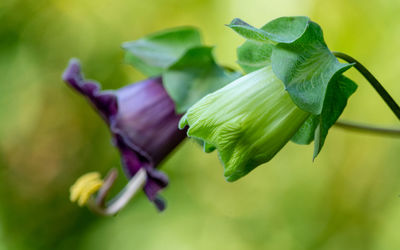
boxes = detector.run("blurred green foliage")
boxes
[0,0,399,249]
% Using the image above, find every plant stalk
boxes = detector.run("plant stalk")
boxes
[333,51,400,120]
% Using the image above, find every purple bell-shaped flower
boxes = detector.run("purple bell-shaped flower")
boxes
[63,59,186,212]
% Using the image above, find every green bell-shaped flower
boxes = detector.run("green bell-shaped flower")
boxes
[179,65,310,181]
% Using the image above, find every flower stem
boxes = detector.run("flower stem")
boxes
[335,120,400,137]
[88,168,147,216]
[333,51,400,120]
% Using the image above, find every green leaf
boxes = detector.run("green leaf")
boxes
[291,115,319,145]
[233,17,310,74]
[227,18,272,42]
[123,27,241,114]
[124,52,162,77]
[122,27,202,76]
[291,75,357,153]
[237,40,273,73]
[163,46,241,114]
[313,75,357,158]
[260,16,310,43]
[228,16,309,44]
[271,21,352,114]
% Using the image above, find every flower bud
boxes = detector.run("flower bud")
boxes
[180,66,309,181]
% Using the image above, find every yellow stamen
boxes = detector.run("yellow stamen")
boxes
[70,172,104,206]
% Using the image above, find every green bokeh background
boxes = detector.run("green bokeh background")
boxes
[1,0,400,249]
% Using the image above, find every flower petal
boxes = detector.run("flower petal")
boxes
[62,59,118,122]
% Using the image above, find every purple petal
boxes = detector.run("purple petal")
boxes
[115,134,169,211]
[153,197,166,211]
[62,59,118,123]
[111,77,186,167]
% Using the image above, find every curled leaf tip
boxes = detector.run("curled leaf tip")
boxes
[178,114,188,130]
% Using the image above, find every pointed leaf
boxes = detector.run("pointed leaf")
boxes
[227,18,272,42]
[313,75,357,158]
[228,16,309,44]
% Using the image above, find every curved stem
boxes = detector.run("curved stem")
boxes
[88,168,147,216]
[333,51,400,120]
[335,120,400,137]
